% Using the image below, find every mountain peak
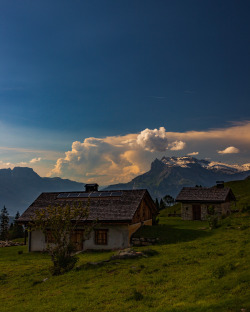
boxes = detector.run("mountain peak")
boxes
[160,156,250,173]
[9,167,42,181]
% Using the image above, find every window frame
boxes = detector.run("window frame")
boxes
[94,229,108,245]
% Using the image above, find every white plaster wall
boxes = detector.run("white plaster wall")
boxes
[83,225,129,250]
[30,230,46,251]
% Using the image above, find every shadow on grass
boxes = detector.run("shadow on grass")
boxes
[133,224,213,245]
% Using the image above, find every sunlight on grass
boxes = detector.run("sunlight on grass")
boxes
[0,213,249,312]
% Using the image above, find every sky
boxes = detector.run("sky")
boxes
[0,0,250,185]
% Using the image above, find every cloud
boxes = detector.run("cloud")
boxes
[30,157,42,163]
[50,138,146,184]
[218,146,240,154]
[48,121,250,185]
[169,141,186,151]
[50,127,172,184]
[136,127,168,152]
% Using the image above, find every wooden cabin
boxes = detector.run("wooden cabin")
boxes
[176,182,236,220]
[18,187,157,251]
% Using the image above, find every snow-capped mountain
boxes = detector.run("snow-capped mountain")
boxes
[105,156,250,199]
[161,156,250,174]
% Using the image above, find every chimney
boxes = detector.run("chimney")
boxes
[216,181,224,188]
[85,183,99,192]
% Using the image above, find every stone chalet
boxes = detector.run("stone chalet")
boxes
[176,182,236,220]
[18,184,157,252]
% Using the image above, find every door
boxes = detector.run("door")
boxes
[71,230,84,251]
[192,205,201,220]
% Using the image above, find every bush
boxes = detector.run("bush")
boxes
[207,205,219,229]
[208,215,219,229]
[50,244,78,275]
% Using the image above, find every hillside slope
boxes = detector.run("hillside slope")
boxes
[225,176,250,210]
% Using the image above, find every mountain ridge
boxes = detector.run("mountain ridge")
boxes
[0,167,84,215]
[105,156,250,199]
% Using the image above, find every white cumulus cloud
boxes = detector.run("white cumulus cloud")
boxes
[187,152,199,156]
[218,146,240,154]
[136,127,168,152]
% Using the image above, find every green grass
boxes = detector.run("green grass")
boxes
[225,177,250,211]
[0,212,249,312]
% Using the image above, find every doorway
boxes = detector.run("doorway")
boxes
[192,205,201,220]
[71,230,84,251]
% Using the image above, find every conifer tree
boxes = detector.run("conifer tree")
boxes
[160,198,166,210]
[0,206,9,241]
[9,211,24,239]
[155,198,160,211]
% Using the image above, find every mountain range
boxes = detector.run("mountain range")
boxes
[0,167,84,215]
[105,156,250,199]
[1,156,250,215]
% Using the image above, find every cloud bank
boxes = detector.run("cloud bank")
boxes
[49,122,250,185]
[50,127,185,184]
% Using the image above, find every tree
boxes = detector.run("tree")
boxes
[163,194,175,207]
[160,199,166,210]
[9,211,24,239]
[30,200,95,275]
[0,206,9,241]
[155,198,160,211]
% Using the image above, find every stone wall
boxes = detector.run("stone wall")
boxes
[131,237,159,246]
[181,203,193,220]
[181,202,231,220]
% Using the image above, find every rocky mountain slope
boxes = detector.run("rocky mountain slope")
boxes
[0,167,84,215]
[105,156,250,199]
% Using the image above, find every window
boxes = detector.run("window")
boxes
[95,229,108,245]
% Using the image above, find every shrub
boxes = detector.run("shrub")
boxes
[30,201,95,275]
[207,205,219,230]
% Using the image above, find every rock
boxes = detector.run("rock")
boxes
[0,240,24,248]
[111,248,143,260]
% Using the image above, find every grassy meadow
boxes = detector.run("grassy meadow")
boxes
[0,210,249,312]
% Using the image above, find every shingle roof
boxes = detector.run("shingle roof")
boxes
[176,187,236,202]
[19,189,154,223]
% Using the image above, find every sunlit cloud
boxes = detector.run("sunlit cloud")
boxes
[3,122,249,185]
[49,122,250,185]
[169,141,186,151]
[136,127,168,152]
[30,157,42,163]
[218,146,240,154]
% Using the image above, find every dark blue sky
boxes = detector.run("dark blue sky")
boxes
[1,1,249,141]
[0,1,250,181]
